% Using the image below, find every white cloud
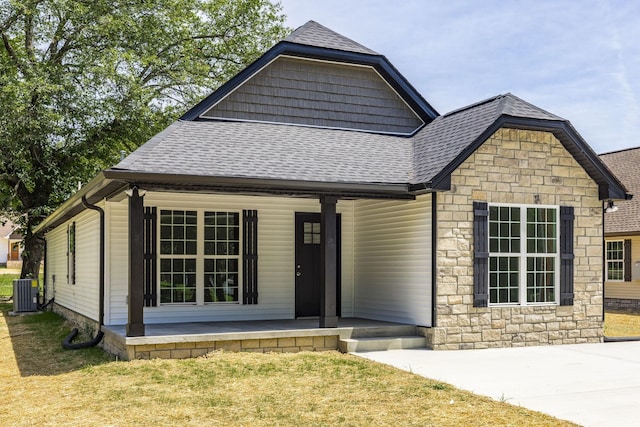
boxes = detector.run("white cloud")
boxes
[278,0,640,153]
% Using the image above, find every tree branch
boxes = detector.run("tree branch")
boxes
[1,32,21,68]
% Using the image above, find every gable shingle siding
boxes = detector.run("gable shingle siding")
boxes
[202,56,423,134]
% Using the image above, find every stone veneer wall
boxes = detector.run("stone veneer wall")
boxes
[430,128,604,350]
[605,298,640,311]
[120,336,339,360]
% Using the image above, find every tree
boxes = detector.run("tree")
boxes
[0,0,288,278]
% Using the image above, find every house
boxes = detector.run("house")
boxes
[0,219,22,268]
[35,21,630,359]
[600,147,640,310]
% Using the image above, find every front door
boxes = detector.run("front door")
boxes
[9,242,19,261]
[295,213,341,317]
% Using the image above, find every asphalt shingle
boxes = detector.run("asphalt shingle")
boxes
[412,94,565,184]
[115,121,412,184]
[114,94,572,188]
[600,148,640,234]
[283,20,379,55]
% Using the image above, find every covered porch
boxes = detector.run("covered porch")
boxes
[102,317,430,360]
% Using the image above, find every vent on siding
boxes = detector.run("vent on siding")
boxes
[13,279,39,312]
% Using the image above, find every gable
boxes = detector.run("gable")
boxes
[200,56,424,135]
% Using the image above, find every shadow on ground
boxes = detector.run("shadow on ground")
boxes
[1,303,112,377]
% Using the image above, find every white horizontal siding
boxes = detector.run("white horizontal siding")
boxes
[44,206,102,321]
[105,198,129,325]
[354,195,432,326]
[106,192,354,325]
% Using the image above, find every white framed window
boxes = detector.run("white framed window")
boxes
[488,204,559,305]
[203,212,240,302]
[158,209,241,305]
[606,240,624,282]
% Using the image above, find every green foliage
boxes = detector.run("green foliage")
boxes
[0,0,288,276]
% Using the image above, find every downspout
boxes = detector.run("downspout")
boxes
[602,205,606,322]
[62,196,105,349]
[37,235,54,310]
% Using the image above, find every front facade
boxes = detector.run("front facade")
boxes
[600,148,640,310]
[36,21,629,357]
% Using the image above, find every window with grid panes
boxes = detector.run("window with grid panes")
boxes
[488,204,559,305]
[159,210,197,303]
[204,212,240,302]
[606,240,624,281]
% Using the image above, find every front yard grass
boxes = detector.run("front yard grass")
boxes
[0,272,19,298]
[0,304,575,426]
[604,309,640,337]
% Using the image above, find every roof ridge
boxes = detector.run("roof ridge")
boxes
[442,94,504,118]
[283,20,378,55]
[599,146,640,156]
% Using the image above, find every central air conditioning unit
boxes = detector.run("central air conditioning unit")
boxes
[13,279,39,313]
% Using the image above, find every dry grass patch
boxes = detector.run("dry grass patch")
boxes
[0,304,576,426]
[605,309,640,337]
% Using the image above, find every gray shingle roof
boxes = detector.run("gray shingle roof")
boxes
[114,121,412,184]
[600,148,640,234]
[284,20,379,55]
[412,94,565,184]
[113,94,584,188]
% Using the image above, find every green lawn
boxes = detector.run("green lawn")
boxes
[0,273,19,298]
[0,303,575,426]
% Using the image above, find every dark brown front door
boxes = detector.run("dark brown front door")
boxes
[295,213,341,317]
[9,242,19,261]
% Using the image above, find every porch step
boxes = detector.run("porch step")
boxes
[338,335,427,353]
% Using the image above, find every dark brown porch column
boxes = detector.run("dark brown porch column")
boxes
[127,187,145,337]
[320,196,338,328]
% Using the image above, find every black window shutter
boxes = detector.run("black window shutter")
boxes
[144,207,157,307]
[243,209,258,304]
[624,239,632,282]
[473,202,489,307]
[559,206,575,306]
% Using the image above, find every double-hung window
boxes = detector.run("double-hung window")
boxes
[158,209,240,305]
[488,204,559,305]
[606,240,624,281]
[203,212,240,302]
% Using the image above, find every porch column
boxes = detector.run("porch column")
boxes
[319,196,338,328]
[127,187,145,337]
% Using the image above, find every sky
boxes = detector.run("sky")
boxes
[278,0,640,154]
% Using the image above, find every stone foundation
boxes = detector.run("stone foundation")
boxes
[52,303,101,337]
[51,304,342,360]
[605,298,640,311]
[105,335,339,360]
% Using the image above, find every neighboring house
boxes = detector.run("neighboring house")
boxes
[0,220,22,268]
[35,21,629,358]
[600,147,640,310]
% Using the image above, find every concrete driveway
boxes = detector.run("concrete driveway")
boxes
[357,341,640,427]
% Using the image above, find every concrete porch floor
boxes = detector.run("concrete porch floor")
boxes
[101,318,423,360]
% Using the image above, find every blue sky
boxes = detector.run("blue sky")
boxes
[278,0,640,154]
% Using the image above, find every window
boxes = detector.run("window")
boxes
[67,222,75,284]
[606,240,624,281]
[158,210,240,304]
[488,205,559,305]
[159,210,197,303]
[204,212,240,302]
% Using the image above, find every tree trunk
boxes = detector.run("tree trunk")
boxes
[20,230,44,280]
